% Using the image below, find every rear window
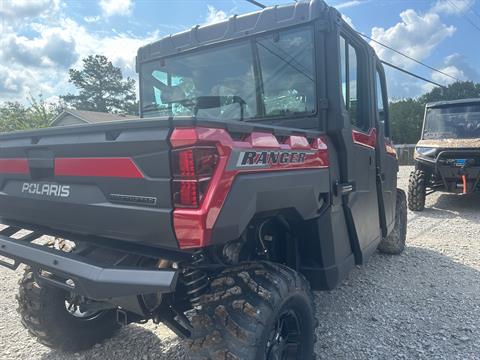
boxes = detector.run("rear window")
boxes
[140,25,316,121]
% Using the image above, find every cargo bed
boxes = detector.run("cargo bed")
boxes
[0,118,178,248]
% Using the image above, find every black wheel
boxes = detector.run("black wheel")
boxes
[16,268,121,352]
[408,169,426,211]
[187,262,317,360]
[378,189,407,255]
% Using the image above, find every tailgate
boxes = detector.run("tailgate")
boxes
[0,120,178,249]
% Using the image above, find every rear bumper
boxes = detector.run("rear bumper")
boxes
[0,231,178,300]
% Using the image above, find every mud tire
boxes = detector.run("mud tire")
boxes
[16,268,120,352]
[187,262,317,360]
[378,189,407,255]
[408,169,426,211]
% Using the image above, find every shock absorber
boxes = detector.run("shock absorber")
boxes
[180,250,210,307]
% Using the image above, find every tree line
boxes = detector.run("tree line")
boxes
[0,54,479,144]
[0,55,137,133]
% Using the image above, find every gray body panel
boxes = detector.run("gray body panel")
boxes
[0,234,177,300]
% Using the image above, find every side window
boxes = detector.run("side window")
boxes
[339,35,369,131]
[348,43,358,126]
[375,68,389,137]
[339,36,346,105]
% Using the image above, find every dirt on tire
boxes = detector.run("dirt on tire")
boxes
[187,262,317,360]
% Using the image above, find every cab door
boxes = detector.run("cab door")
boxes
[338,32,382,260]
[374,63,397,233]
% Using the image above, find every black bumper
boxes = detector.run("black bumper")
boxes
[0,229,178,300]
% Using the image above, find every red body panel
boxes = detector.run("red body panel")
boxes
[352,128,377,149]
[0,158,144,178]
[170,127,329,249]
[0,159,29,175]
[54,158,144,178]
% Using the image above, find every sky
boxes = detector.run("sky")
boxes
[0,0,478,104]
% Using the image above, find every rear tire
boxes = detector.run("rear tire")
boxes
[16,268,121,352]
[378,189,407,255]
[408,169,426,211]
[187,262,317,360]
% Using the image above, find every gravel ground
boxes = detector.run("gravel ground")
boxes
[0,166,479,359]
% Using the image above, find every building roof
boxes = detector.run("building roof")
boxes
[51,109,138,126]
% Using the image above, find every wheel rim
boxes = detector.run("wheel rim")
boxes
[64,300,104,320]
[265,309,302,360]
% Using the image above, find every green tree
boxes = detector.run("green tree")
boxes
[0,95,60,133]
[61,55,137,114]
[418,81,480,105]
[389,98,425,144]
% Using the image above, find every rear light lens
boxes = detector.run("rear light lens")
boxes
[172,146,218,208]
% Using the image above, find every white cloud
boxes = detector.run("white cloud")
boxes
[1,28,78,69]
[0,65,29,94]
[84,15,101,23]
[431,0,474,14]
[430,53,479,85]
[0,0,59,20]
[0,13,159,103]
[99,0,133,17]
[442,53,480,81]
[370,9,455,69]
[205,5,228,25]
[335,1,363,10]
[432,65,466,85]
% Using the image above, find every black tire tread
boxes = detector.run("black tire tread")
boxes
[16,267,120,352]
[408,169,426,211]
[187,262,317,360]
[378,189,407,255]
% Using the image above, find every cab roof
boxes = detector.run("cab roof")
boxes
[136,0,335,67]
[426,98,480,108]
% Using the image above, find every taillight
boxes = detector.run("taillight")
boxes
[172,146,218,208]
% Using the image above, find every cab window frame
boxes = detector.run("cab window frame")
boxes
[375,63,390,138]
[138,22,320,129]
[339,31,371,133]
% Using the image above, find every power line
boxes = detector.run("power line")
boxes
[469,6,480,22]
[381,60,446,88]
[243,0,448,89]
[245,0,266,9]
[356,31,462,83]
[446,0,480,32]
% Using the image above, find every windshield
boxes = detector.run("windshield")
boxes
[140,26,316,120]
[423,104,480,140]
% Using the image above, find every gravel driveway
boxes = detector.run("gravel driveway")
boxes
[0,166,479,359]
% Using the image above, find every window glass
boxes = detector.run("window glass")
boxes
[376,70,386,124]
[256,27,316,117]
[339,36,346,105]
[339,36,369,131]
[348,43,359,127]
[141,41,257,120]
[140,25,316,121]
[424,105,480,139]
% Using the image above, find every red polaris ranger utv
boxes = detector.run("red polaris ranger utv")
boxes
[0,1,406,359]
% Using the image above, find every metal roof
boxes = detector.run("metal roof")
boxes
[426,98,480,108]
[136,0,334,66]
